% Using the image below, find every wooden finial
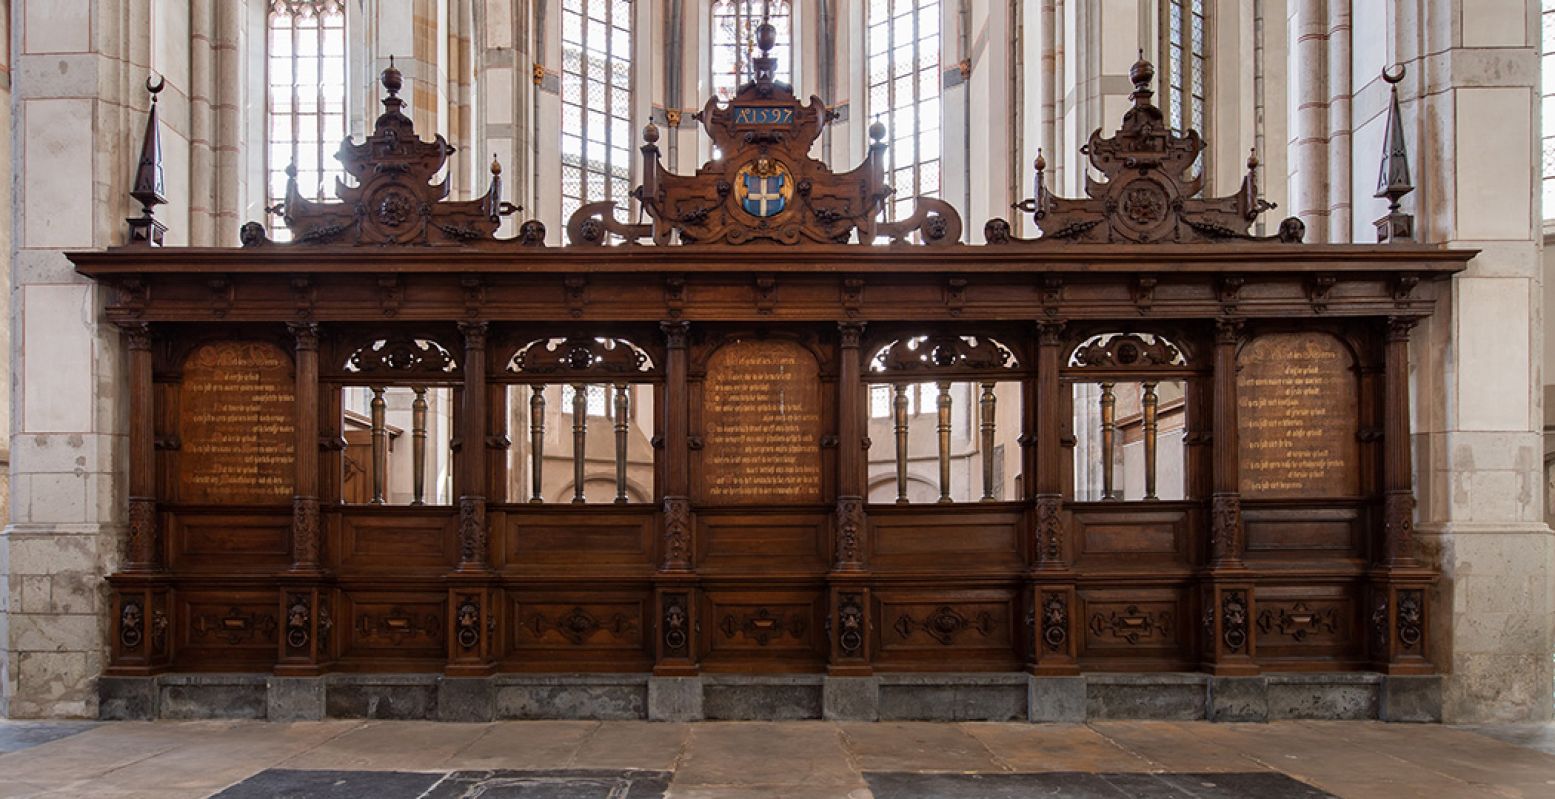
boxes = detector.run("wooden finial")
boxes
[127,74,168,246]
[1374,65,1414,243]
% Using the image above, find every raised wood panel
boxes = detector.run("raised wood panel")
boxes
[341,592,445,661]
[697,511,829,573]
[874,590,1018,670]
[1078,587,1191,666]
[867,508,1023,571]
[168,511,291,570]
[504,510,654,571]
[1254,584,1362,663]
[510,596,648,654]
[701,590,825,668]
[336,511,457,573]
[176,592,279,668]
[1244,506,1362,555]
[1072,506,1191,567]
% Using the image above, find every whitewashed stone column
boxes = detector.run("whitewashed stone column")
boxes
[1375,0,1555,722]
[4,0,153,718]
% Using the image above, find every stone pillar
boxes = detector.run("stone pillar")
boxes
[1385,0,1555,723]
[4,0,153,717]
[1289,0,1330,241]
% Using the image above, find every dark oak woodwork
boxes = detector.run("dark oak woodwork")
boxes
[87,51,1468,681]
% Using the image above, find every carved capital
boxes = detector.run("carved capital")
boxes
[1036,320,1065,347]
[120,322,154,352]
[661,320,690,350]
[837,321,866,349]
[1214,317,1245,345]
[457,320,488,351]
[288,321,320,352]
[1386,315,1418,343]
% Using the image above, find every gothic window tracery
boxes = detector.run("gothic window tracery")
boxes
[866,0,942,221]
[1160,0,1209,177]
[266,0,348,242]
[561,0,635,227]
[712,0,793,102]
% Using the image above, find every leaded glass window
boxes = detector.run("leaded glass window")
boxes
[267,0,347,242]
[1161,0,1208,177]
[866,0,942,222]
[1542,0,1555,217]
[712,0,792,102]
[561,0,634,228]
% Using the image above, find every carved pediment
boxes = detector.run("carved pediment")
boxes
[570,21,961,247]
[988,55,1303,246]
[247,59,536,248]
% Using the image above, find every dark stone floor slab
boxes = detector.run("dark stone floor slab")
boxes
[210,769,445,798]
[212,768,672,799]
[865,771,1337,799]
[425,769,671,798]
[0,721,98,754]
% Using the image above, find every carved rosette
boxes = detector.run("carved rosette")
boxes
[285,593,311,650]
[1221,590,1250,653]
[834,496,865,570]
[837,593,865,658]
[457,496,488,567]
[127,498,158,568]
[1040,592,1069,652]
[292,496,321,566]
[455,595,482,651]
[662,496,693,570]
[1210,494,1242,563]
[662,593,690,656]
[1035,495,1063,564]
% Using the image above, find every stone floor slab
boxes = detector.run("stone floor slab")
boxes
[837,722,1007,772]
[275,720,489,772]
[674,722,861,788]
[863,771,1336,798]
[209,769,445,798]
[442,721,600,770]
[570,722,689,771]
[0,722,98,754]
[1090,721,1270,772]
[959,722,1154,772]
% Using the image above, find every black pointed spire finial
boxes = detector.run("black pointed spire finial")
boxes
[1374,65,1415,243]
[126,74,168,246]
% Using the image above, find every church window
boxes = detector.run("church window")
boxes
[866,0,942,222]
[712,0,793,103]
[1542,0,1555,218]
[1161,0,1208,176]
[266,0,348,242]
[561,0,635,229]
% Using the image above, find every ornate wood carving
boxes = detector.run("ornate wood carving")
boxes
[526,607,637,645]
[720,608,807,646]
[1257,602,1338,642]
[1089,605,1172,646]
[193,607,279,646]
[121,597,146,650]
[454,595,482,651]
[894,606,995,646]
[1221,590,1250,653]
[1040,592,1069,652]
[1397,589,1424,651]
[264,60,524,246]
[996,58,1295,245]
[871,334,1018,372]
[661,594,690,656]
[344,336,458,375]
[508,336,653,375]
[357,607,440,646]
[836,594,865,657]
[285,593,312,650]
[1069,333,1185,368]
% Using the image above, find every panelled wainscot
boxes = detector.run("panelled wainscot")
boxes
[74,47,1471,721]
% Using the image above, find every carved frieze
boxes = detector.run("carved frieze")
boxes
[719,608,807,646]
[1088,604,1172,646]
[526,607,637,645]
[894,606,995,646]
[193,607,279,646]
[356,607,441,646]
[1257,602,1338,643]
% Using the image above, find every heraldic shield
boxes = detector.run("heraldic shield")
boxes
[737,158,791,218]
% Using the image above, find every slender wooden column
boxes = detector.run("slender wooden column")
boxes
[529,385,546,502]
[369,387,387,505]
[833,322,867,570]
[571,383,588,503]
[1099,381,1118,500]
[613,383,630,503]
[1203,317,1257,676]
[288,323,322,572]
[656,321,697,676]
[659,322,692,571]
[1209,319,1245,568]
[1030,320,1077,674]
[123,323,160,573]
[892,384,910,503]
[830,322,870,674]
[411,386,428,505]
[1371,316,1433,674]
[936,381,953,503]
[979,381,996,501]
[1142,381,1159,501]
[455,321,490,572]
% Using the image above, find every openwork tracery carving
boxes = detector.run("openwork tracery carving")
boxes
[1069,333,1186,368]
[344,336,458,374]
[508,336,653,375]
[870,335,1018,372]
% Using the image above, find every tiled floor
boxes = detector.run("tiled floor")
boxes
[0,719,1551,798]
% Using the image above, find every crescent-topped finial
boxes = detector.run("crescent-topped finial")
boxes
[1382,64,1406,85]
[146,74,165,97]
